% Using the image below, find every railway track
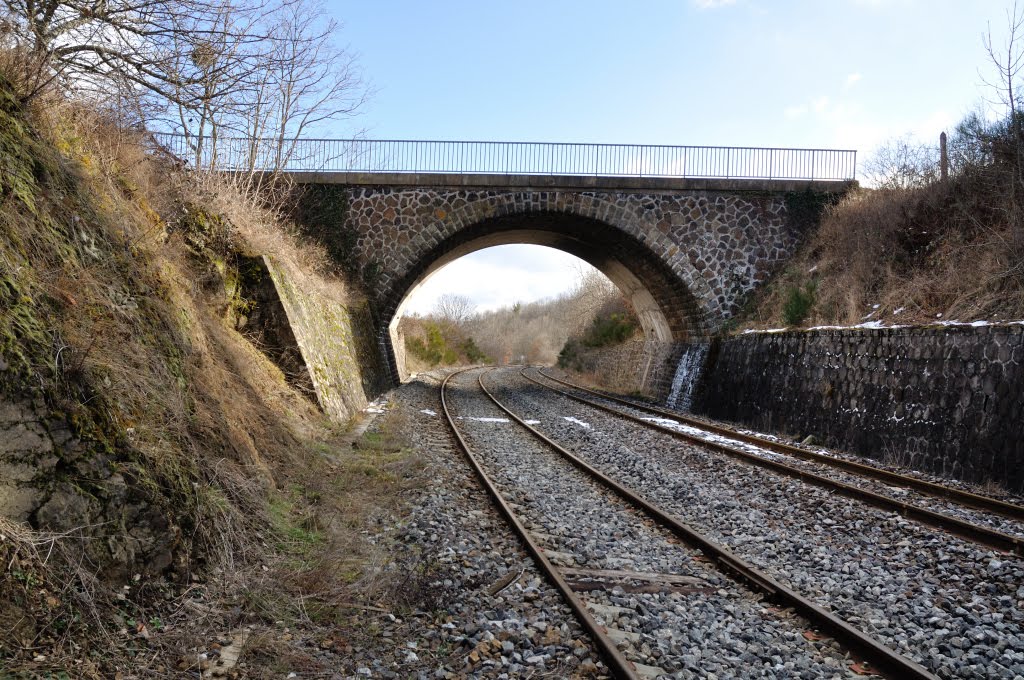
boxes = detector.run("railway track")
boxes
[533,368,1024,521]
[441,367,937,679]
[521,367,1024,557]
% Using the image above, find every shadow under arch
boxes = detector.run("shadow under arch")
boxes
[379,211,705,382]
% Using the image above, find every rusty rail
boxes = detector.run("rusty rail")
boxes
[535,368,1024,522]
[440,368,641,680]
[473,368,936,679]
[525,368,1024,556]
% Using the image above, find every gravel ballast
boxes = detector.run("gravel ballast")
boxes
[485,367,1024,679]
[446,368,868,679]
[345,372,609,679]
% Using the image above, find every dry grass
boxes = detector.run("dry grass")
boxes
[0,70,426,675]
[736,180,1024,330]
[180,170,362,306]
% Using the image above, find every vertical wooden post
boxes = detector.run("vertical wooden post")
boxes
[940,131,949,181]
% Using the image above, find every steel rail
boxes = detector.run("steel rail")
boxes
[439,368,641,680]
[535,368,1024,522]
[475,368,937,680]
[523,369,1024,557]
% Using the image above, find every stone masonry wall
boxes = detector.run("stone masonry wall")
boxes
[264,256,389,421]
[691,324,1024,492]
[345,186,800,329]
[290,175,847,385]
[563,340,685,398]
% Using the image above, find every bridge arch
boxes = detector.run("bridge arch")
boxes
[351,189,721,382]
[382,210,710,379]
[327,175,847,383]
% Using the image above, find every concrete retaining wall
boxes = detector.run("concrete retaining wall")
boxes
[264,256,389,422]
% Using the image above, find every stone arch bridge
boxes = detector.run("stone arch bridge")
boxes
[293,172,852,382]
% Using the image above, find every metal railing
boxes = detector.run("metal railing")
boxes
[153,133,857,181]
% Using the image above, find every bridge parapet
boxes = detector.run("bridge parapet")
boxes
[283,172,855,193]
[154,133,856,182]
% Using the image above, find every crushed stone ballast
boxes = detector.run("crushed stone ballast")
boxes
[442,367,935,679]
[491,367,1024,679]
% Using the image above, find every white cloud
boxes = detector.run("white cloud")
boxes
[784,104,808,119]
[812,96,831,113]
[844,72,863,89]
[692,0,736,8]
[402,245,596,316]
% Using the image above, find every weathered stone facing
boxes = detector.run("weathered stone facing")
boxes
[691,325,1024,492]
[345,187,797,327]
[291,175,846,384]
[0,395,179,580]
[264,256,389,421]
[559,340,687,398]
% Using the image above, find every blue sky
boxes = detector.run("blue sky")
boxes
[325,0,1016,314]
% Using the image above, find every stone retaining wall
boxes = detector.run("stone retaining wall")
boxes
[560,340,685,397]
[691,324,1024,492]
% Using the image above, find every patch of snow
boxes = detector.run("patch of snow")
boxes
[807,320,903,331]
[808,265,818,273]
[419,409,437,417]
[562,416,592,430]
[741,317,1024,334]
[893,307,905,315]
[934,319,1024,328]
[364,396,388,414]
[742,328,788,334]
[457,416,510,423]
[871,303,880,309]
[524,419,541,425]
[640,418,785,461]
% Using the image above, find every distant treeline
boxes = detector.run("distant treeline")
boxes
[399,270,639,370]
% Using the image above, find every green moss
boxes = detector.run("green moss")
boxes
[289,184,358,275]
[0,87,42,215]
[783,189,844,234]
[268,488,324,560]
[0,275,52,386]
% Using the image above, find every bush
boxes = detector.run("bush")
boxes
[582,312,637,347]
[405,322,448,365]
[782,281,817,326]
[557,339,581,370]
[403,320,488,366]
[460,337,489,363]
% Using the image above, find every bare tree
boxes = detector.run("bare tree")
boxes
[981,0,1024,258]
[2,0,267,103]
[433,293,474,327]
[3,0,369,179]
[564,266,618,336]
[862,135,939,189]
[159,0,270,171]
[258,1,366,170]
